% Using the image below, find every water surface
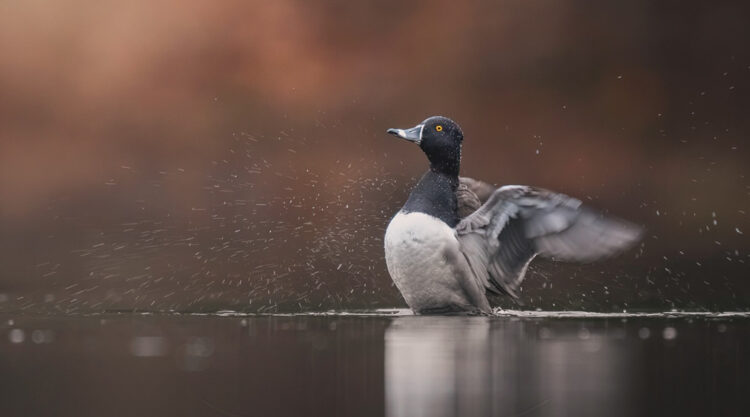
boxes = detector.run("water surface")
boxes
[1,312,748,417]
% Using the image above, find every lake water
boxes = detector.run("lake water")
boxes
[1,311,748,417]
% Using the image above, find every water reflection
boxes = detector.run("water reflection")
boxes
[385,317,637,417]
[0,314,747,417]
[386,317,491,417]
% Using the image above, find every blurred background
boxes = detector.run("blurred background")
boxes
[0,0,747,313]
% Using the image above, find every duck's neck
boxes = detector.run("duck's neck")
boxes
[401,169,459,227]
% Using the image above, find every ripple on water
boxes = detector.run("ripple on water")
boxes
[184,309,750,319]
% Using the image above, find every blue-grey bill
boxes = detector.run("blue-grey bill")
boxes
[387,124,423,144]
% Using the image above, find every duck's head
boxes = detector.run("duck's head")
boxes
[387,116,463,176]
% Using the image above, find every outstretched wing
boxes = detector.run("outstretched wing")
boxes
[455,185,644,298]
[456,177,495,218]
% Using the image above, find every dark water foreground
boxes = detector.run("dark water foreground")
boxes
[1,311,748,417]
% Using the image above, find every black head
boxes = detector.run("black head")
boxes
[387,116,463,176]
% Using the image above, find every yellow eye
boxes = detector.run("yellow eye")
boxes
[435,125,443,132]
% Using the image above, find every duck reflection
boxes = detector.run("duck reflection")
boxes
[384,317,636,417]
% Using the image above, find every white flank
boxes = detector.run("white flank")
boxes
[384,212,466,311]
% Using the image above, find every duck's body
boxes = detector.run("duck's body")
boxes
[385,211,470,314]
[385,116,643,315]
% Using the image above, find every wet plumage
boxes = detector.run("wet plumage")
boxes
[385,116,643,314]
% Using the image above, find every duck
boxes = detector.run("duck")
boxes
[384,116,643,315]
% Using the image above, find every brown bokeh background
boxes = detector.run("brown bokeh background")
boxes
[0,0,747,312]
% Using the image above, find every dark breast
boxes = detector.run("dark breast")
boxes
[401,171,460,227]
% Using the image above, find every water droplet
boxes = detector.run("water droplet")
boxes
[662,327,677,340]
[130,336,168,357]
[9,329,25,344]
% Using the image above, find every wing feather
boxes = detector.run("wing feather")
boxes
[455,185,643,298]
[456,177,496,218]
